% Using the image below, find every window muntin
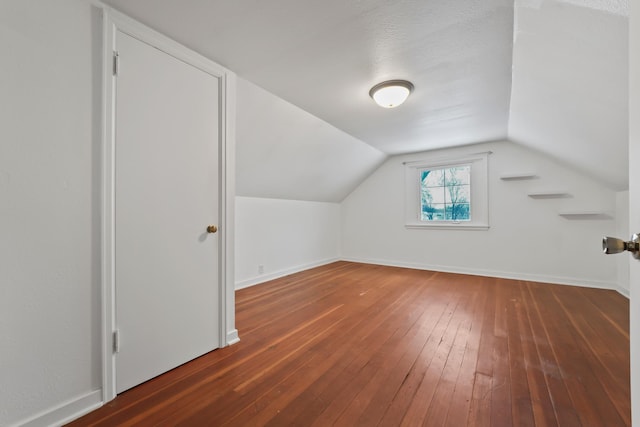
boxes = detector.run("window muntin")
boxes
[420,166,471,222]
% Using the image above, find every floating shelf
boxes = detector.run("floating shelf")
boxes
[528,191,571,199]
[500,172,537,181]
[558,211,613,220]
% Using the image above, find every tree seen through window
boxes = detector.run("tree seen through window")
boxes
[420,166,471,221]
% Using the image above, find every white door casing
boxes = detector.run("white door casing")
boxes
[101,8,237,401]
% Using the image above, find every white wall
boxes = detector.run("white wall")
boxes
[235,197,340,289]
[0,1,102,425]
[342,140,619,288]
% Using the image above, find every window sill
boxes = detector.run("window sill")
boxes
[405,223,489,231]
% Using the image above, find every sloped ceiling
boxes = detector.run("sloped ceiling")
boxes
[509,0,628,189]
[236,78,386,202]
[102,0,629,200]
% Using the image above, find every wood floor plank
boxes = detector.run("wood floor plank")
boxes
[468,372,493,426]
[337,276,450,426]
[577,287,629,339]
[505,281,536,427]
[259,276,426,427]
[375,288,460,426]
[520,283,579,427]
[423,275,482,426]
[550,288,631,425]
[307,272,446,427]
[490,282,513,427]
[514,283,556,427]
[400,275,475,426]
[468,277,497,426]
[444,276,489,427]
[532,282,628,426]
[67,262,630,427]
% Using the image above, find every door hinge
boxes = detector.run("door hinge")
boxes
[113,51,120,76]
[113,329,120,353]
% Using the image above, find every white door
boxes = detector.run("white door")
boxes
[114,30,220,393]
[630,0,638,422]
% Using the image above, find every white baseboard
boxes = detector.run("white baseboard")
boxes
[226,329,240,345]
[15,389,102,427]
[341,256,619,291]
[616,286,630,298]
[235,257,340,290]
[235,256,624,294]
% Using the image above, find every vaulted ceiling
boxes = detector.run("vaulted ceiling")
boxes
[103,0,629,201]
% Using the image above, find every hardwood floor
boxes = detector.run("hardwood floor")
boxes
[69,261,630,426]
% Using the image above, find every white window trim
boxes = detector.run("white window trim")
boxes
[404,152,490,230]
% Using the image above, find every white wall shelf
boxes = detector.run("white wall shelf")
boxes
[500,172,537,180]
[558,211,613,220]
[528,191,571,199]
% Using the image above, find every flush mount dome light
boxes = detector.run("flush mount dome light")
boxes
[369,80,414,108]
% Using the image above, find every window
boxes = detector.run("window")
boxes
[421,166,471,221]
[405,152,489,229]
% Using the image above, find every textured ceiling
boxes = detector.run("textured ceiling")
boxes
[102,0,514,153]
[102,0,629,195]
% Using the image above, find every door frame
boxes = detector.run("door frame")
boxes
[100,7,237,403]
[630,0,639,421]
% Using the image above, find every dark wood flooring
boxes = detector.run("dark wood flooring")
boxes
[69,261,630,426]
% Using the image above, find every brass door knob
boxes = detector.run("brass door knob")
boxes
[206,225,218,234]
[603,233,640,259]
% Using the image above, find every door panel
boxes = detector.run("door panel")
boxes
[114,30,220,393]
[630,0,638,421]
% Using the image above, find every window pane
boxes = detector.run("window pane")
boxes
[421,182,472,221]
[423,186,445,205]
[421,186,435,220]
[444,184,470,204]
[419,164,473,223]
[422,204,446,221]
[444,165,471,185]
[421,169,444,188]
[445,203,470,221]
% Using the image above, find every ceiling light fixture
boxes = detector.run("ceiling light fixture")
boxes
[369,80,414,108]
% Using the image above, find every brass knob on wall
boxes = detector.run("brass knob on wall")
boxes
[206,225,218,234]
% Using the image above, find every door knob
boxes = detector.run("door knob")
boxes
[602,233,640,259]
[206,225,218,234]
